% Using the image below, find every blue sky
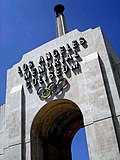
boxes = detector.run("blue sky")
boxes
[0,0,120,159]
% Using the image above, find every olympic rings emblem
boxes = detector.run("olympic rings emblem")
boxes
[37,78,69,99]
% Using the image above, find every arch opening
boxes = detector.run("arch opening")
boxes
[30,99,86,160]
[72,128,90,160]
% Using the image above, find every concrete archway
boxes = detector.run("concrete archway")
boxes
[30,99,84,160]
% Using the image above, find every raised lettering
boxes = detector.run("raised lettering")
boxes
[32,68,37,77]
[38,65,45,73]
[18,66,22,74]
[72,40,79,49]
[43,73,47,82]
[66,53,73,61]
[39,76,44,84]
[53,49,59,57]
[79,37,86,45]
[60,46,66,54]
[29,61,34,69]
[56,67,62,76]
[49,71,54,79]
[46,52,52,61]
[54,58,60,67]
[26,81,31,89]
[24,71,31,80]
[33,78,38,86]
[71,61,79,70]
[61,56,65,64]
[23,64,28,71]
[63,65,69,73]
[39,56,45,64]
[47,62,52,69]
[74,50,79,58]
[66,44,72,51]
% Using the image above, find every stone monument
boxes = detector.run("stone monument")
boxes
[0,4,120,160]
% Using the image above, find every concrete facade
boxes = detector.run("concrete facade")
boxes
[0,27,120,160]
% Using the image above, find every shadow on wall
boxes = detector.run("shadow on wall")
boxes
[99,56,120,152]
[30,99,89,160]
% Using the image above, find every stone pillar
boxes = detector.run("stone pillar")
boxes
[3,85,26,160]
[54,4,68,37]
[83,52,120,159]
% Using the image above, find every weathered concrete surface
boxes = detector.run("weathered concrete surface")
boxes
[0,27,120,160]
